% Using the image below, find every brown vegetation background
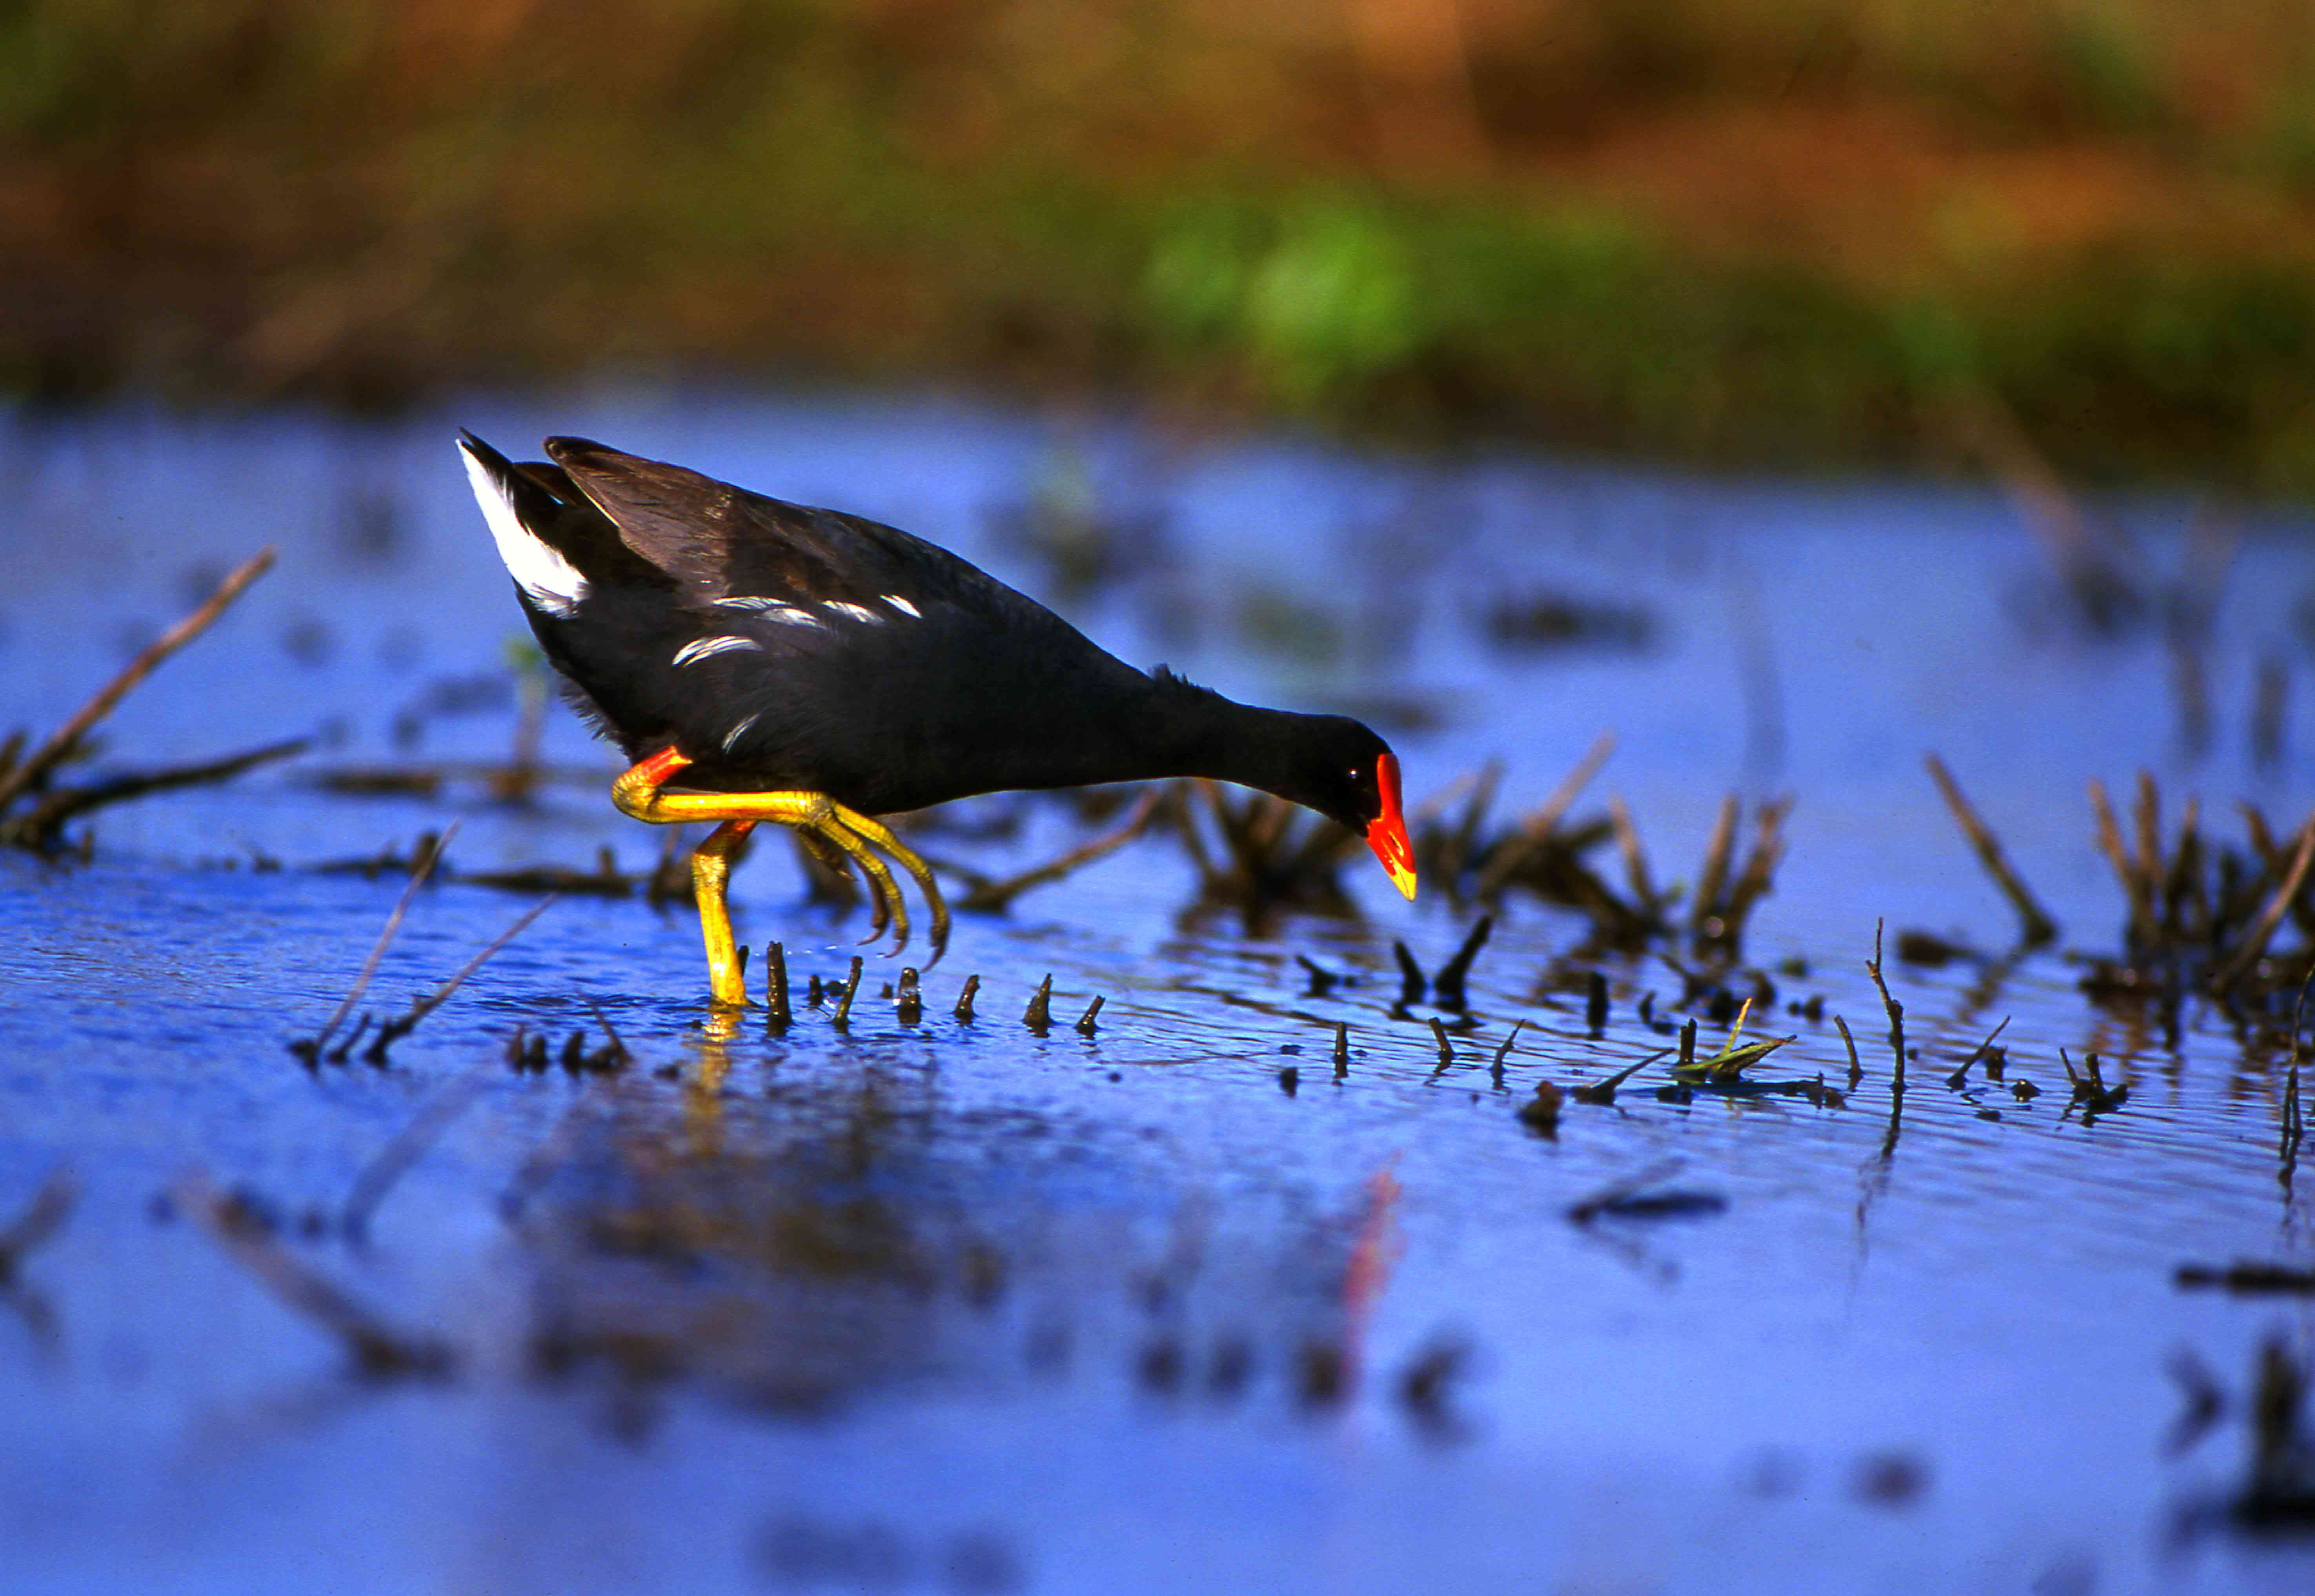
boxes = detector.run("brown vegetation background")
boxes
[7,1,2315,485]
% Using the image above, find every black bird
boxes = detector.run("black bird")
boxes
[459,433,1418,1005]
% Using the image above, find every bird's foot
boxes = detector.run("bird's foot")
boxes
[614,751,949,1007]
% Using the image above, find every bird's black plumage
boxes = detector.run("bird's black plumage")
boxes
[459,432,1396,836]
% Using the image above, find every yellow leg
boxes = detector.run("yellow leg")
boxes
[692,819,756,1007]
[612,749,950,998]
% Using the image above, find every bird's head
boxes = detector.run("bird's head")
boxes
[1294,717,1418,902]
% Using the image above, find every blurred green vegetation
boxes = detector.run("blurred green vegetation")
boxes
[7,0,2315,487]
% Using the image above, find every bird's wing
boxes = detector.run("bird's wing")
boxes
[543,434,1043,629]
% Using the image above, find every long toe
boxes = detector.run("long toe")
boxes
[858,871,893,945]
[834,808,945,969]
[922,883,950,969]
[851,840,912,956]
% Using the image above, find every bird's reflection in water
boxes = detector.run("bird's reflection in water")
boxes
[510,1048,1391,1432]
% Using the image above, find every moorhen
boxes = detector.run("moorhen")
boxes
[458,433,1418,1005]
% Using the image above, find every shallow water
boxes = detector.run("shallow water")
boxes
[2,393,2313,1593]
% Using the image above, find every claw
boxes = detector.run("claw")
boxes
[838,823,910,955]
[829,808,949,969]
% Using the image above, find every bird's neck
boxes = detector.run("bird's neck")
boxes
[1114,682,1324,806]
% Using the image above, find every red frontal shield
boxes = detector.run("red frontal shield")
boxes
[1365,751,1416,901]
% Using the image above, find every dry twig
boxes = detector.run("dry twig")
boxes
[1925,754,2057,945]
[0,547,277,817]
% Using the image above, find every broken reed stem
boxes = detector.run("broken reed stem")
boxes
[1965,1016,2011,1070]
[1690,794,1741,934]
[1437,760,1503,886]
[1865,919,1907,1091]
[1834,1015,1863,1083]
[1432,916,1492,1007]
[297,822,458,1059]
[0,546,277,817]
[2163,795,2204,941]
[1606,795,1660,918]
[1,735,311,849]
[368,894,555,1057]
[2211,814,2315,991]
[953,786,1162,911]
[1579,1047,1668,1102]
[1333,1021,1350,1076]
[1393,942,1427,1005]
[1924,753,2058,946]
[2132,772,2162,896]
[764,942,791,1026]
[832,956,863,1027]
[954,974,980,1022]
[580,998,630,1063]
[2088,779,2159,951]
[1427,1017,1454,1069]
[1076,997,1103,1036]
[2238,802,2315,939]
[1024,974,1052,1030]
[1473,732,1615,898]
[1489,1020,1526,1077]
[1718,796,1792,938]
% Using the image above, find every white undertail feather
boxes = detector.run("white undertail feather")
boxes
[460,442,588,617]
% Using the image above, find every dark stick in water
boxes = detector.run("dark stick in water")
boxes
[832,957,863,1027]
[764,942,791,1027]
[0,546,276,817]
[293,823,458,1062]
[365,896,557,1062]
[1833,1014,1864,1086]
[1864,919,1907,1090]
[1432,916,1493,1008]
[1924,753,2057,945]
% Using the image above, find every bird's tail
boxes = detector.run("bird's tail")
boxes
[457,430,593,618]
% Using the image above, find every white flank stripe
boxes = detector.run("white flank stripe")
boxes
[824,602,881,623]
[885,594,921,618]
[721,713,761,754]
[460,443,586,617]
[714,597,822,627]
[673,635,763,667]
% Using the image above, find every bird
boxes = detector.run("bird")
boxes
[457,432,1418,1006]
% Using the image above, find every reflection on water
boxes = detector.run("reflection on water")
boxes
[1,396,2313,1591]
[512,1060,1396,1433]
